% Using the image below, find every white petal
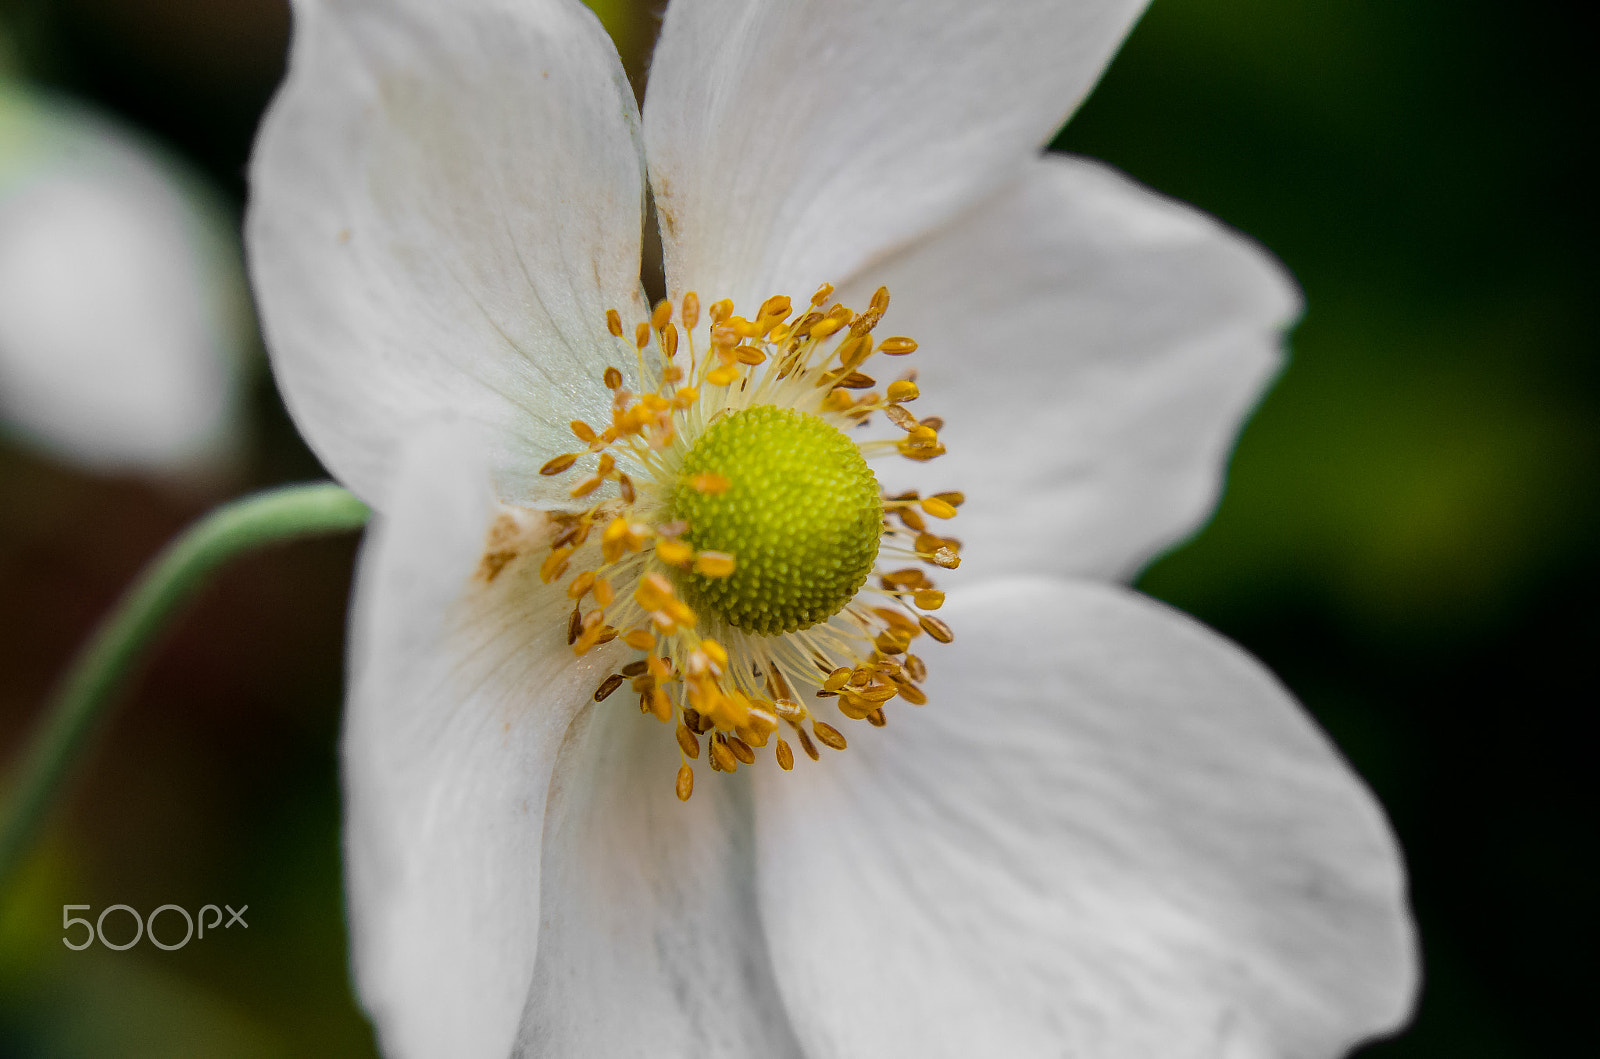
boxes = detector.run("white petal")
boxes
[516,706,803,1057]
[0,88,250,475]
[343,423,622,1059]
[753,577,1416,1059]
[844,155,1299,580]
[248,0,646,510]
[643,0,1149,312]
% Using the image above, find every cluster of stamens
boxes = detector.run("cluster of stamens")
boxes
[485,281,962,800]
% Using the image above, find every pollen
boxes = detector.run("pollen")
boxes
[508,283,963,801]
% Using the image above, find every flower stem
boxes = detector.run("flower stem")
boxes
[0,481,370,891]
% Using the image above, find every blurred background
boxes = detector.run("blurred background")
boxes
[0,0,1591,1054]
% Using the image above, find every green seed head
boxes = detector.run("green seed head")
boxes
[671,405,881,635]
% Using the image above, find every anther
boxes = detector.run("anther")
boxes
[887,379,920,402]
[593,674,624,701]
[603,366,623,389]
[651,299,672,330]
[812,721,847,751]
[775,738,795,770]
[913,589,945,610]
[709,737,738,773]
[682,291,700,329]
[918,614,954,643]
[920,496,957,519]
[675,764,694,802]
[676,724,700,759]
[693,551,736,578]
[539,453,578,476]
[877,336,917,355]
[606,308,624,338]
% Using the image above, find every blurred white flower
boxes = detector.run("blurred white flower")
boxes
[0,82,253,476]
[248,1,1417,1057]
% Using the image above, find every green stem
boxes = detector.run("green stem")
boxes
[0,481,370,891]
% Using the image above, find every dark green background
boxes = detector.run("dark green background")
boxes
[2,0,1591,1054]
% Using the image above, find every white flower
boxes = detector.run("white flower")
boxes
[0,84,252,476]
[247,2,1417,1057]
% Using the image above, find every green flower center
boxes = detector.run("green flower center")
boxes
[671,405,881,636]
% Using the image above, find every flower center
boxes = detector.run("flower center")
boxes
[493,283,964,801]
[672,406,881,635]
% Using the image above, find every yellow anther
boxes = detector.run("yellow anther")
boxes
[664,598,696,627]
[647,655,674,682]
[875,629,912,655]
[913,589,945,610]
[603,366,623,389]
[682,291,700,329]
[709,737,738,773]
[649,687,673,722]
[693,551,736,578]
[675,763,694,801]
[569,475,603,498]
[602,516,629,544]
[810,282,834,307]
[834,334,871,371]
[651,299,672,330]
[775,738,795,770]
[726,736,755,765]
[771,698,806,722]
[676,724,700,759]
[823,667,852,693]
[745,706,779,737]
[812,721,848,751]
[634,571,675,612]
[606,308,624,338]
[623,629,655,650]
[734,344,767,365]
[662,322,679,358]
[539,452,578,476]
[736,723,769,749]
[895,680,927,705]
[566,570,596,599]
[634,321,650,349]
[672,386,698,408]
[877,336,917,355]
[539,547,572,584]
[886,379,920,403]
[869,286,890,314]
[918,614,954,643]
[596,453,616,475]
[706,364,739,386]
[709,298,734,325]
[808,315,846,340]
[695,641,725,673]
[570,420,597,444]
[821,388,854,412]
[593,577,615,607]
[655,538,694,567]
[920,496,957,519]
[932,490,965,508]
[690,472,731,494]
[758,294,792,320]
[899,439,947,461]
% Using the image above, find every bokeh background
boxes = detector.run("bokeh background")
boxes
[0,0,1591,1054]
